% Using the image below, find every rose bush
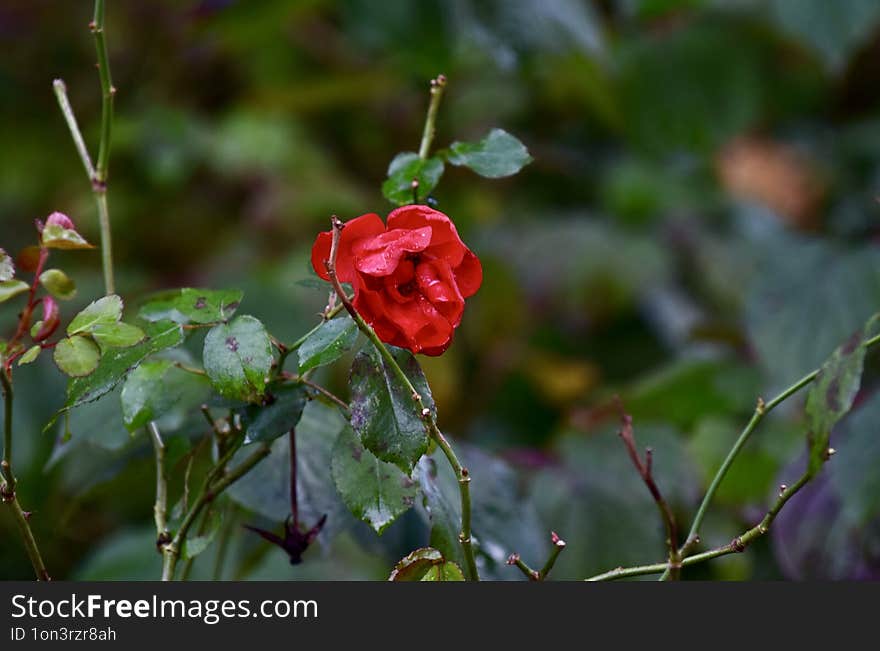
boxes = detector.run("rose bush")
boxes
[311,205,482,355]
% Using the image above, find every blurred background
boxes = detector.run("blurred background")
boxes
[2,0,880,580]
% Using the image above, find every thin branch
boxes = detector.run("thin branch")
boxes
[281,373,350,414]
[147,422,169,548]
[586,470,814,581]
[617,410,680,579]
[52,79,96,180]
[418,74,446,160]
[322,216,479,581]
[1,371,50,581]
[91,0,114,185]
[653,330,880,580]
[506,553,539,581]
[507,531,566,581]
[289,428,298,527]
[539,532,566,580]
[161,440,270,581]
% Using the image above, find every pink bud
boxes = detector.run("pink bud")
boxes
[44,212,76,230]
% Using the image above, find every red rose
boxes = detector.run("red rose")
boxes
[311,205,482,355]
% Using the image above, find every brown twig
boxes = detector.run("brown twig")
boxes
[617,407,680,579]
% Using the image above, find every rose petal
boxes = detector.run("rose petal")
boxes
[386,205,468,267]
[453,249,482,298]
[416,258,464,327]
[354,226,432,277]
[311,213,385,283]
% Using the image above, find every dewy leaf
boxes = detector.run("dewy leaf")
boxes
[63,319,184,411]
[296,315,359,374]
[804,315,879,476]
[330,426,418,534]
[349,344,434,474]
[239,383,308,444]
[388,547,462,581]
[203,315,273,403]
[0,280,29,303]
[139,287,243,325]
[420,562,465,581]
[53,336,101,377]
[382,152,445,205]
[0,248,14,282]
[91,322,147,350]
[67,295,123,336]
[447,128,532,178]
[120,359,212,432]
[41,223,93,250]
[38,269,77,300]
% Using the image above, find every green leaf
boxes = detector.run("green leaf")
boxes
[61,320,184,411]
[382,152,444,205]
[17,345,41,366]
[53,336,101,377]
[203,315,273,403]
[296,315,359,374]
[120,359,212,432]
[181,511,222,560]
[41,223,93,250]
[388,547,463,581]
[0,279,29,303]
[446,128,532,178]
[349,344,433,473]
[91,322,147,350]
[330,425,418,534]
[420,562,465,581]
[139,287,243,325]
[67,295,123,336]
[38,269,77,300]
[804,315,878,476]
[239,383,308,444]
[0,248,13,282]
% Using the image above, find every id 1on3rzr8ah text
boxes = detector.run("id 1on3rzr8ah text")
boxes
[10,626,117,642]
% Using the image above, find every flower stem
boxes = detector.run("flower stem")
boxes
[1,371,50,581]
[322,216,479,580]
[418,75,446,160]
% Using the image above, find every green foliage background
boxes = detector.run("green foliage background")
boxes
[3,0,880,580]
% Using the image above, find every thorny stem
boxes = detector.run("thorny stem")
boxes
[586,472,813,581]
[617,412,680,579]
[323,216,479,581]
[1,371,50,581]
[418,74,446,160]
[161,440,270,581]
